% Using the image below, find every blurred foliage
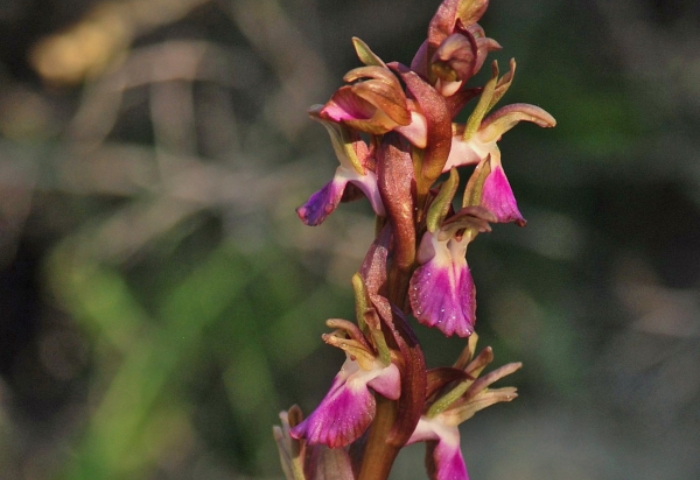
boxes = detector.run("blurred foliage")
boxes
[0,0,699,479]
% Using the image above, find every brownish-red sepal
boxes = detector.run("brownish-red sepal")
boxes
[410,39,430,80]
[425,367,471,403]
[431,32,476,83]
[376,132,416,271]
[359,222,392,296]
[390,63,452,186]
[369,294,427,448]
[428,0,460,54]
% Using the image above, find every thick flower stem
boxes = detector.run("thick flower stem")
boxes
[357,397,400,480]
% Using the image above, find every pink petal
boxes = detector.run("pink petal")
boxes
[367,362,401,400]
[296,176,347,226]
[481,164,525,226]
[409,254,476,337]
[349,169,386,217]
[395,111,428,148]
[442,137,483,172]
[290,368,375,448]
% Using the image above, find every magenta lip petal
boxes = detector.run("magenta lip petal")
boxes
[296,177,347,226]
[290,375,375,448]
[480,165,524,225]
[432,439,470,480]
[409,259,475,337]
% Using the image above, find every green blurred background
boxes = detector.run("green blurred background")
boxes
[0,0,699,479]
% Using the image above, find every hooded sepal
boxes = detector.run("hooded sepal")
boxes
[427,0,461,57]
[431,23,500,96]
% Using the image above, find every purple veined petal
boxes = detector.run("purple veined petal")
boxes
[297,175,348,226]
[290,358,376,448]
[409,235,476,337]
[481,162,525,226]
